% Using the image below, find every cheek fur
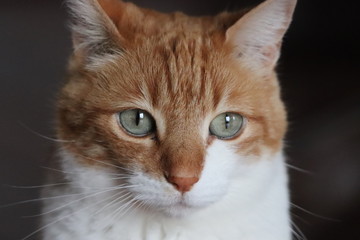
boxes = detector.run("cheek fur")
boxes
[186,140,240,206]
[127,172,179,207]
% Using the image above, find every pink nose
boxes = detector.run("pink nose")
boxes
[167,176,199,193]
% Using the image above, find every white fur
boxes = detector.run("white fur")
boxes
[41,140,290,240]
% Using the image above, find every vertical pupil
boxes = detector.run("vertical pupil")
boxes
[135,110,143,126]
[225,114,231,129]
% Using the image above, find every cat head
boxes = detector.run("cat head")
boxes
[58,0,296,217]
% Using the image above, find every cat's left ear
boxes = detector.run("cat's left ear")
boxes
[67,0,127,65]
[225,0,297,71]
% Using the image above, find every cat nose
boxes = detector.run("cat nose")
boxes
[166,176,199,193]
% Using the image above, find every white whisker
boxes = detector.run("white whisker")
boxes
[41,166,127,177]
[128,200,144,218]
[27,185,138,218]
[21,192,116,240]
[0,192,88,209]
[3,182,70,189]
[18,121,75,143]
[107,176,132,181]
[290,220,307,240]
[112,197,139,221]
[291,229,302,240]
[291,203,340,222]
[81,156,134,173]
[106,194,134,221]
[291,212,310,225]
[285,163,313,175]
[1,184,136,210]
[93,192,131,216]
[48,153,136,175]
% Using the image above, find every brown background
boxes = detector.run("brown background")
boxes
[0,0,359,239]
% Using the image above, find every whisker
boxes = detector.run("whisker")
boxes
[291,203,340,222]
[3,182,70,189]
[140,200,153,215]
[114,199,139,221]
[80,155,134,173]
[0,192,89,209]
[285,163,313,175]
[17,121,75,143]
[291,228,302,240]
[291,212,310,225]
[1,183,137,210]
[130,200,146,217]
[41,166,82,175]
[24,185,138,218]
[291,220,307,240]
[106,194,134,221]
[41,166,127,177]
[21,192,116,240]
[109,176,131,180]
[45,153,136,175]
[93,192,131,216]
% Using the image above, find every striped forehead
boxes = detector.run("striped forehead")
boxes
[143,36,230,115]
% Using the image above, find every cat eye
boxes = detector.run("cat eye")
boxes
[118,109,156,137]
[209,113,244,139]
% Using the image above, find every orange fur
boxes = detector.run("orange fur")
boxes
[57,0,287,180]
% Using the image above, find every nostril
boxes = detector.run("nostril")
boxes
[166,176,199,193]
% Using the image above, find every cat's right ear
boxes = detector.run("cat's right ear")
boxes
[225,0,297,73]
[67,0,126,65]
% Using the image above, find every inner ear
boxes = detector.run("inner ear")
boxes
[67,0,131,66]
[97,0,145,38]
[225,0,297,71]
[97,0,126,27]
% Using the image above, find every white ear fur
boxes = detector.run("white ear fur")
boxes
[226,0,297,71]
[67,0,122,60]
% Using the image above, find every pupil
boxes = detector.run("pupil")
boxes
[135,110,142,126]
[225,114,231,129]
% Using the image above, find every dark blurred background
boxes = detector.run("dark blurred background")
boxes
[0,0,359,239]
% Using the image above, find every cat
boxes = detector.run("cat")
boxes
[40,0,297,239]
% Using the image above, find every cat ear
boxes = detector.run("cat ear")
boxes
[225,0,297,71]
[67,0,125,64]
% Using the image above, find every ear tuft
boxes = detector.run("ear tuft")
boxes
[66,0,124,64]
[226,0,297,71]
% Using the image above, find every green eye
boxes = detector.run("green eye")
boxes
[118,109,156,137]
[209,113,244,139]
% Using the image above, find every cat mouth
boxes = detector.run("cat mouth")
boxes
[165,202,197,217]
[174,199,192,208]
[147,195,201,217]
[165,195,207,217]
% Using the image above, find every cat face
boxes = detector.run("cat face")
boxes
[58,0,295,217]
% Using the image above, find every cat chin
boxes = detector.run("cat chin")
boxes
[147,194,218,218]
[159,203,202,218]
